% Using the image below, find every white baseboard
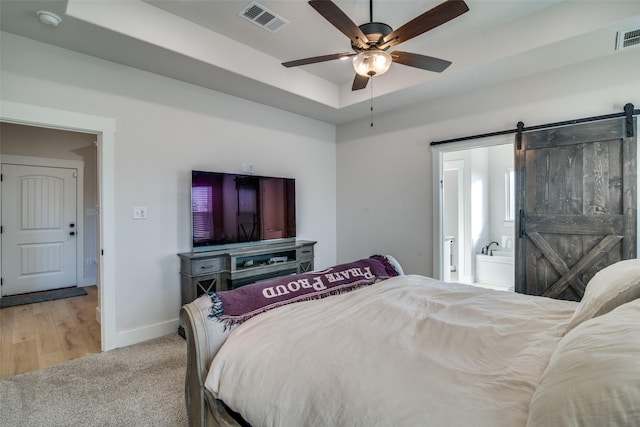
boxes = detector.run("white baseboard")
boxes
[79,278,97,287]
[111,318,181,350]
[458,273,474,285]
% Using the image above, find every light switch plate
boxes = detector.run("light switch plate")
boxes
[133,207,147,219]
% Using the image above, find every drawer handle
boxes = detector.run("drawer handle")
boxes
[302,250,311,254]
[201,265,214,269]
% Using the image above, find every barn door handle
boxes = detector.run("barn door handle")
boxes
[519,209,525,238]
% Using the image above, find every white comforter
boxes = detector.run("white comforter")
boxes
[205,275,578,427]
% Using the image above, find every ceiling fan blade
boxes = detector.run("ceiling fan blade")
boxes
[309,0,369,49]
[379,0,469,49]
[391,51,452,73]
[283,52,355,68]
[352,74,370,91]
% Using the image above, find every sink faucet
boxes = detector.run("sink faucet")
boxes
[485,241,499,256]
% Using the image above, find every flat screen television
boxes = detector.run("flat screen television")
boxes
[191,170,296,251]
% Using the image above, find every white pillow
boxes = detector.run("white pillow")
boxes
[526,299,640,427]
[565,258,640,333]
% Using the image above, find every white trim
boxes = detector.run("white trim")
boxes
[432,148,444,280]
[2,155,84,169]
[504,167,516,223]
[114,319,181,349]
[443,159,468,283]
[0,100,117,351]
[2,155,87,287]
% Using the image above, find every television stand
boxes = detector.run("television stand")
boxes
[178,239,316,305]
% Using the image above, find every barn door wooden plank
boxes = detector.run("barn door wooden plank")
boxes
[525,214,623,235]
[622,125,638,258]
[526,231,587,294]
[523,119,625,149]
[515,116,637,300]
[543,234,622,298]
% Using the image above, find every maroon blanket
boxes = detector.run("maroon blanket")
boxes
[209,255,400,326]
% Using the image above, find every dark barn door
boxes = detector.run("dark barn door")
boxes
[515,117,637,300]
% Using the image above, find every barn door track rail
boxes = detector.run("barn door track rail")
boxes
[430,103,638,147]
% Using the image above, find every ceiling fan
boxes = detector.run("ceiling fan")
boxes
[282,0,469,91]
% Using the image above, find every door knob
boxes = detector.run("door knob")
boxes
[70,231,76,236]
[70,223,75,228]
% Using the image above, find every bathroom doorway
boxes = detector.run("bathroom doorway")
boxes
[434,135,515,291]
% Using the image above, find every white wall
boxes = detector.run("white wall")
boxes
[470,147,489,260]
[0,33,337,344]
[488,144,515,251]
[336,48,640,276]
[2,29,638,344]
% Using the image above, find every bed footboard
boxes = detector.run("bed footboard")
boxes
[180,296,238,427]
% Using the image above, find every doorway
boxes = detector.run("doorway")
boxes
[1,100,116,351]
[434,114,637,298]
[433,134,515,290]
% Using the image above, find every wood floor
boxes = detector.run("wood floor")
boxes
[0,286,101,379]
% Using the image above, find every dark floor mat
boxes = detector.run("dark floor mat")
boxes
[0,287,87,308]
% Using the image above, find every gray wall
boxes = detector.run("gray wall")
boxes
[336,48,640,276]
[1,32,337,344]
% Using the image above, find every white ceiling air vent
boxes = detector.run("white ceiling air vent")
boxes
[240,1,289,33]
[615,28,640,50]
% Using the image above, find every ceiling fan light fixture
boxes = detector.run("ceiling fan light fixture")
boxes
[352,50,392,77]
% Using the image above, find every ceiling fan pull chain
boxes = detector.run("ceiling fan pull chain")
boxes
[370,76,374,127]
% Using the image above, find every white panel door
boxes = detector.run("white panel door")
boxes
[1,164,77,296]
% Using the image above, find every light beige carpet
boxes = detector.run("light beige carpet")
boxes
[0,333,188,426]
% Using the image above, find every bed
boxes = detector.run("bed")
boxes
[179,255,640,427]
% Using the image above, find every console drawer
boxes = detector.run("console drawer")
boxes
[191,257,224,275]
[297,246,314,260]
